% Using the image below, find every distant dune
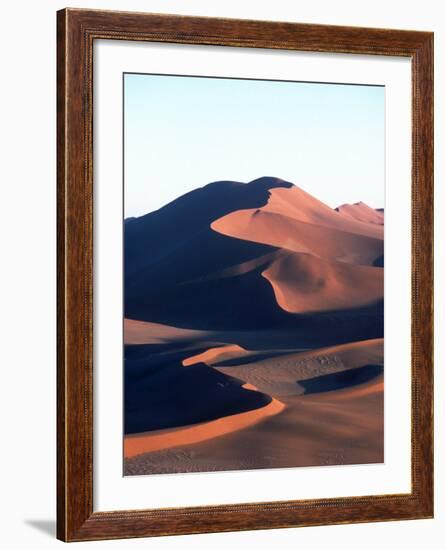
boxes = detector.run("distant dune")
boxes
[336,201,384,225]
[124,318,211,345]
[124,177,384,473]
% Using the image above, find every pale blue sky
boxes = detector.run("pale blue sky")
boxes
[124,73,384,218]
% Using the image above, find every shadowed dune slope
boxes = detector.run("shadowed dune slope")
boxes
[125,177,383,329]
[125,372,383,473]
[124,257,383,334]
[125,176,291,278]
[124,343,272,434]
[125,178,294,321]
[124,395,285,457]
[125,312,383,353]
[299,364,383,394]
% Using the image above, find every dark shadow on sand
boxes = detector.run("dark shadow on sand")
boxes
[124,346,272,435]
[299,364,383,394]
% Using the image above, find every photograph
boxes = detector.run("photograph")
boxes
[123,73,385,476]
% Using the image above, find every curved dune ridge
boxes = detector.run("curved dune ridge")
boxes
[123,177,384,472]
[262,251,383,313]
[124,395,285,457]
[214,209,383,265]
[126,376,383,473]
[124,335,384,471]
[186,338,383,370]
[182,344,248,367]
[211,185,383,256]
[207,178,383,316]
[262,187,383,238]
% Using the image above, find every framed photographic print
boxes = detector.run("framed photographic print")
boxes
[57,8,434,542]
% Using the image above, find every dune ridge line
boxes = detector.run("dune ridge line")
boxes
[124,396,285,458]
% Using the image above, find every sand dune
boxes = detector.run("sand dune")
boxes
[212,339,383,398]
[125,177,290,299]
[123,249,383,333]
[182,344,286,368]
[125,177,383,322]
[182,344,248,367]
[212,210,383,265]
[336,201,384,225]
[265,187,383,237]
[124,344,273,434]
[124,396,285,457]
[123,177,384,474]
[262,251,383,313]
[125,374,383,474]
[211,185,383,262]
[333,375,383,398]
[210,182,384,277]
[125,178,383,328]
[124,318,212,345]
[124,311,383,353]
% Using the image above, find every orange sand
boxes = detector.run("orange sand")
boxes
[337,202,384,225]
[124,376,383,473]
[182,344,247,367]
[212,209,383,266]
[124,396,285,458]
[123,180,384,473]
[262,251,383,313]
[211,186,383,261]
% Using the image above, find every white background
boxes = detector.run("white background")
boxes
[0,0,442,548]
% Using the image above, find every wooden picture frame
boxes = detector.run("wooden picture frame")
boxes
[57,8,434,542]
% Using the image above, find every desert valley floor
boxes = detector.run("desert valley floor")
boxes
[123,177,384,475]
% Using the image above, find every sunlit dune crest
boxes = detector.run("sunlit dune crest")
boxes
[211,185,383,267]
[211,185,383,254]
[124,396,285,457]
[182,344,248,367]
[264,187,383,237]
[262,251,383,313]
[336,201,384,226]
